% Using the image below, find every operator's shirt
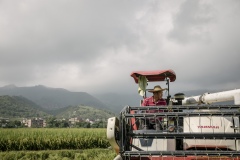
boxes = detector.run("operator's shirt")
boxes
[141,96,167,122]
[142,96,166,106]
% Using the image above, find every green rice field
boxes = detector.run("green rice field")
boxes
[0,149,116,160]
[0,128,116,160]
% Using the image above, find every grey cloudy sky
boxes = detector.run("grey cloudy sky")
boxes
[0,0,240,95]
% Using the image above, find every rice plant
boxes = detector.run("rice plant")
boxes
[0,128,110,151]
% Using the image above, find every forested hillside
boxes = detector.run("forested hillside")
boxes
[0,95,49,118]
[0,95,115,120]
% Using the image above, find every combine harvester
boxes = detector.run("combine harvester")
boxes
[107,69,240,160]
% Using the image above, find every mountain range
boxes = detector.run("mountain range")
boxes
[0,84,234,117]
[0,84,146,113]
[0,84,109,110]
[0,95,115,120]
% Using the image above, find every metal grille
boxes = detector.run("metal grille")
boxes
[118,105,240,160]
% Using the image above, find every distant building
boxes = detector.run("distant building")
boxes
[0,118,9,127]
[22,118,28,127]
[22,118,46,128]
[85,118,94,125]
[69,117,82,124]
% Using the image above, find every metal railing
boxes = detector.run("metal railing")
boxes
[118,105,240,160]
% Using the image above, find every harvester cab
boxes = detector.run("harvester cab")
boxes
[130,70,176,105]
[107,69,240,160]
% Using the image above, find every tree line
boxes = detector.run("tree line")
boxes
[0,117,107,128]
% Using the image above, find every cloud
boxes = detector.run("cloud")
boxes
[1,1,144,61]
[0,0,239,95]
[168,0,215,43]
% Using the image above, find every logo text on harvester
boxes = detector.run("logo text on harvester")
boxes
[197,126,220,129]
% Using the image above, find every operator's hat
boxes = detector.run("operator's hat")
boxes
[148,85,167,93]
